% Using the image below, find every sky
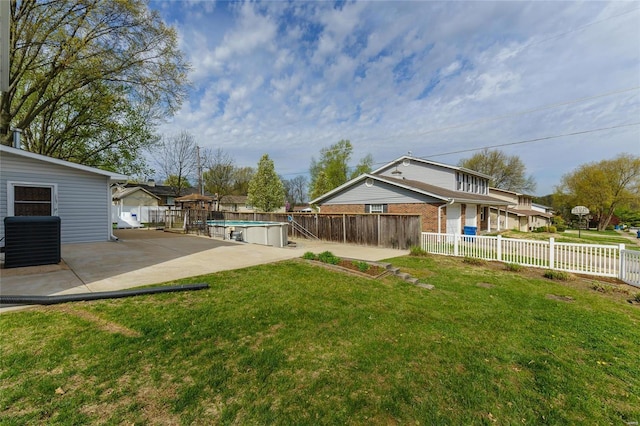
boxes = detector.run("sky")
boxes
[149,0,640,197]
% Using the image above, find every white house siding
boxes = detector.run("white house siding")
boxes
[377,161,454,190]
[322,179,440,205]
[1,152,111,243]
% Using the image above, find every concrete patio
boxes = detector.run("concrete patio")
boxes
[1,229,409,312]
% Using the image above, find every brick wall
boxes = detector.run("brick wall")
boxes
[319,204,364,214]
[319,202,446,232]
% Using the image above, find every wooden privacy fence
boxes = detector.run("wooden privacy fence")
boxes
[221,212,421,249]
[421,232,640,287]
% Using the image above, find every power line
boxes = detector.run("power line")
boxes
[277,86,639,168]
[371,86,640,144]
[278,121,640,177]
[419,122,640,159]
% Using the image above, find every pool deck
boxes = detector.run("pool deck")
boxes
[1,229,409,313]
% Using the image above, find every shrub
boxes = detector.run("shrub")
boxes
[555,224,567,232]
[302,252,317,260]
[548,225,557,233]
[463,257,486,266]
[505,263,522,272]
[352,261,370,273]
[591,282,613,293]
[534,226,548,233]
[317,251,340,265]
[543,270,571,281]
[409,245,428,256]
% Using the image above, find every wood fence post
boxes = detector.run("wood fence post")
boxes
[496,235,502,262]
[343,214,346,244]
[549,237,555,270]
[378,214,381,247]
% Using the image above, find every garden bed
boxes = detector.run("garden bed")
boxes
[302,251,389,278]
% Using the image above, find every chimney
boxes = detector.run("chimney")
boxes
[12,128,22,149]
[147,179,155,187]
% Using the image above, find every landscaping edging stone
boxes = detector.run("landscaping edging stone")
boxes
[303,257,435,290]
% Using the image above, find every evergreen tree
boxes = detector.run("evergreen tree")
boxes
[247,154,285,212]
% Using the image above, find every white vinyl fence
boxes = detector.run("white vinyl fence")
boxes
[112,206,171,224]
[421,232,640,287]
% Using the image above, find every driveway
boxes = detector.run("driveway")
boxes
[1,229,408,311]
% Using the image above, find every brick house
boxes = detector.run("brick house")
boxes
[310,155,511,234]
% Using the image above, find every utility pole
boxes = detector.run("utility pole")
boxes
[196,145,204,195]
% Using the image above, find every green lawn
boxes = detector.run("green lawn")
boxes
[2,255,639,425]
[497,229,640,250]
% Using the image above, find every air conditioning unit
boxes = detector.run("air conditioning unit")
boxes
[3,216,61,268]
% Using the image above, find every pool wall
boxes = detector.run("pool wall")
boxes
[208,221,288,248]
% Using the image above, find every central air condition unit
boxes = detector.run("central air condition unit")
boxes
[3,216,61,268]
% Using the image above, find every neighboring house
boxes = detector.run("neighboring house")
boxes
[218,195,253,212]
[0,144,127,244]
[310,155,511,234]
[488,188,553,231]
[112,186,161,226]
[124,181,189,206]
[112,186,160,209]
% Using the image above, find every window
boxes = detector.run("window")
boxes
[367,204,387,213]
[8,182,58,216]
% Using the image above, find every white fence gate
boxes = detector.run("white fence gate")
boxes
[421,232,640,288]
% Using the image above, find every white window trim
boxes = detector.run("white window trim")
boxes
[369,204,384,213]
[7,181,58,216]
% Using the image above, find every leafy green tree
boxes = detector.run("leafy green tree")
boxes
[458,149,536,193]
[0,0,189,174]
[309,140,373,200]
[164,175,192,191]
[232,166,255,195]
[248,154,285,212]
[555,154,640,231]
[351,154,374,178]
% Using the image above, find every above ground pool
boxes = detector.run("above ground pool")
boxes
[207,220,288,248]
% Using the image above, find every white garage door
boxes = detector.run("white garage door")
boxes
[446,204,461,235]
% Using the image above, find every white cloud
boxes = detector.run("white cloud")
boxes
[153,1,640,194]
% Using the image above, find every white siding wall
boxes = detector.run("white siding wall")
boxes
[1,152,111,243]
[323,179,440,205]
[377,161,455,189]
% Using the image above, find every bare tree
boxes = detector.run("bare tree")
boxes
[203,148,236,208]
[152,131,198,197]
[283,175,308,208]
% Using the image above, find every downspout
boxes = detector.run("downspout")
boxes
[438,198,455,234]
[108,182,119,241]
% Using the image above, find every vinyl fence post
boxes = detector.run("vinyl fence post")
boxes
[454,234,459,256]
[496,235,502,262]
[618,244,625,280]
[549,237,555,270]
